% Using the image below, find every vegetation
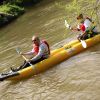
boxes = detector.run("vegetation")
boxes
[0,0,41,6]
[0,0,100,27]
[0,4,24,16]
[0,0,41,27]
[55,0,100,27]
[0,1,24,27]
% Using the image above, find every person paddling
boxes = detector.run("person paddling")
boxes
[71,14,98,41]
[11,35,50,71]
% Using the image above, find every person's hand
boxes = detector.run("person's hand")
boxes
[20,52,23,55]
[26,59,31,62]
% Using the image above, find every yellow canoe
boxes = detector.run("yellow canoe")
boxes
[0,34,100,81]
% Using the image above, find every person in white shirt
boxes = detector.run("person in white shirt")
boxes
[71,14,98,41]
[11,35,50,71]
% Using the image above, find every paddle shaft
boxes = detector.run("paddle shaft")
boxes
[16,48,33,66]
[21,55,33,66]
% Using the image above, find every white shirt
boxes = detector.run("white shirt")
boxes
[77,19,97,33]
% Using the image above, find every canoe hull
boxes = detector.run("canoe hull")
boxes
[2,34,100,81]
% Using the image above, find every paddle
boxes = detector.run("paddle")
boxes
[80,40,87,48]
[65,20,72,29]
[16,47,33,66]
[65,20,87,48]
[0,48,33,81]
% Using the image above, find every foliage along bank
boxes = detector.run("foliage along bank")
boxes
[0,0,41,27]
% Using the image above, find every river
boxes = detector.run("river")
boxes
[0,0,100,100]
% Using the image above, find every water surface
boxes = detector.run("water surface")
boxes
[0,0,100,100]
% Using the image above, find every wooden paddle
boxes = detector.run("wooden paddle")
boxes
[0,48,33,81]
[16,47,33,66]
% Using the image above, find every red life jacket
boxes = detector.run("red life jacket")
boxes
[79,17,93,32]
[33,44,39,55]
[80,24,85,32]
[33,40,50,55]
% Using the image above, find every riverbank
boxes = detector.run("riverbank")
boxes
[0,3,24,27]
[0,0,41,27]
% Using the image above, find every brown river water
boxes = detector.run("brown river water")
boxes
[0,0,100,100]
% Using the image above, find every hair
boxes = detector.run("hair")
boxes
[32,36,40,42]
[77,14,83,20]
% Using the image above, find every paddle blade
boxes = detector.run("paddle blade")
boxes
[16,47,21,54]
[65,20,72,30]
[65,20,70,28]
[80,40,87,48]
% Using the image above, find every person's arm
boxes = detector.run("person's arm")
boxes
[71,27,80,31]
[21,49,35,55]
[71,25,81,31]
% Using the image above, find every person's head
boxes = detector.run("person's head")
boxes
[77,14,83,20]
[32,36,40,46]
[77,14,84,23]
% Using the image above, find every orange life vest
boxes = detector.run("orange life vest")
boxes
[33,40,50,55]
